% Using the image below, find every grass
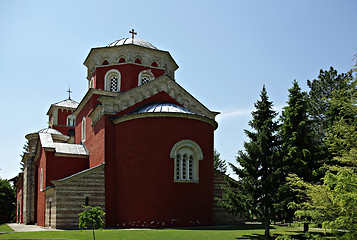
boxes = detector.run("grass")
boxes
[0,224,336,240]
[0,224,14,232]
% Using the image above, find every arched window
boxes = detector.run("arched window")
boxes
[102,60,109,65]
[134,58,142,64]
[104,69,121,92]
[118,58,126,63]
[67,115,76,127]
[170,139,203,183]
[81,117,86,142]
[89,77,95,88]
[151,61,158,67]
[138,69,155,86]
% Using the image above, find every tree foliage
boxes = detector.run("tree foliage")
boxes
[214,149,227,174]
[79,205,106,240]
[288,63,357,239]
[219,86,280,238]
[276,81,322,222]
[0,179,16,223]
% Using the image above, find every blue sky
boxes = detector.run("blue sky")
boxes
[0,0,356,180]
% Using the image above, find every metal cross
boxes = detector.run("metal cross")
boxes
[129,29,137,39]
[67,86,72,100]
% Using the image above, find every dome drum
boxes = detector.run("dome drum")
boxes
[84,40,178,80]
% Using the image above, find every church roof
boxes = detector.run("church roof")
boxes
[107,38,157,50]
[37,128,63,135]
[133,102,192,114]
[39,133,89,157]
[47,98,79,115]
[52,98,79,109]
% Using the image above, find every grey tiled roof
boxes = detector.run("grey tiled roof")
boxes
[39,133,88,156]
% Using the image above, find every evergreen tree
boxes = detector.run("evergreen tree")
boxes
[219,86,280,238]
[306,67,352,169]
[214,149,227,174]
[288,63,357,239]
[276,81,321,222]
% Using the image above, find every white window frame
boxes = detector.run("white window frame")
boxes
[89,77,95,88]
[81,117,86,142]
[67,115,76,127]
[170,139,203,183]
[138,69,155,86]
[104,69,121,92]
[40,168,43,191]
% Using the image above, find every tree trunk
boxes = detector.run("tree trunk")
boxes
[92,227,96,240]
[264,219,270,238]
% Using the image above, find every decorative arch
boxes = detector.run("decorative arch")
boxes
[67,115,76,127]
[170,139,203,182]
[138,69,155,86]
[104,69,121,92]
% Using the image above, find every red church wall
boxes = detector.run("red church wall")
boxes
[52,125,75,137]
[86,117,106,168]
[57,109,74,126]
[93,64,165,92]
[105,116,214,228]
[35,148,89,226]
[16,178,23,223]
[35,148,47,226]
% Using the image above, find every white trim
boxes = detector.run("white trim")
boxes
[104,69,121,92]
[138,69,155,86]
[67,115,76,127]
[170,139,203,183]
[81,117,86,142]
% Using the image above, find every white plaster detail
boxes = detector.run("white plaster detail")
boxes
[104,69,121,92]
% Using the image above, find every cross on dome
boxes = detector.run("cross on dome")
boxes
[129,29,137,39]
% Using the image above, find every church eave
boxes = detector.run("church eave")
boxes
[112,112,218,130]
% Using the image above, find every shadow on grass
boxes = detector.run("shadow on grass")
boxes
[239,229,336,240]
[176,223,276,231]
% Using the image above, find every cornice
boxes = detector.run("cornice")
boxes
[112,112,218,130]
[84,44,178,80]
[88,75,220,127]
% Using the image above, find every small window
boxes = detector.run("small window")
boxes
[85,197,89,206]
[40,168,43,191]
[151,62,158,67]
[67,115,76,127]
[134,58,142,64]
[138,69,155,86]
[105,70,121,92]
[119,58,126,63]
[102,60,109,65]
[81,117,86,142]
[89,78,95,88]
[170,139,203,183]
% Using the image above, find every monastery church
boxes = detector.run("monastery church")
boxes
[16,31,242,229]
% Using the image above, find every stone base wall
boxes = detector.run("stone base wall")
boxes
[212,170,244,225]
[45,164,105,229]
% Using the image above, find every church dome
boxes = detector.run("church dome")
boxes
[133,102,192,114]
[107,38,158,50]
[37,128,63,135]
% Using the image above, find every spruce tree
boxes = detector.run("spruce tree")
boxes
[276,80,320,222]
[219,86,280,238]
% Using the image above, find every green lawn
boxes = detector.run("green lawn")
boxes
[0,224,335,240]
[0,224,14,232]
